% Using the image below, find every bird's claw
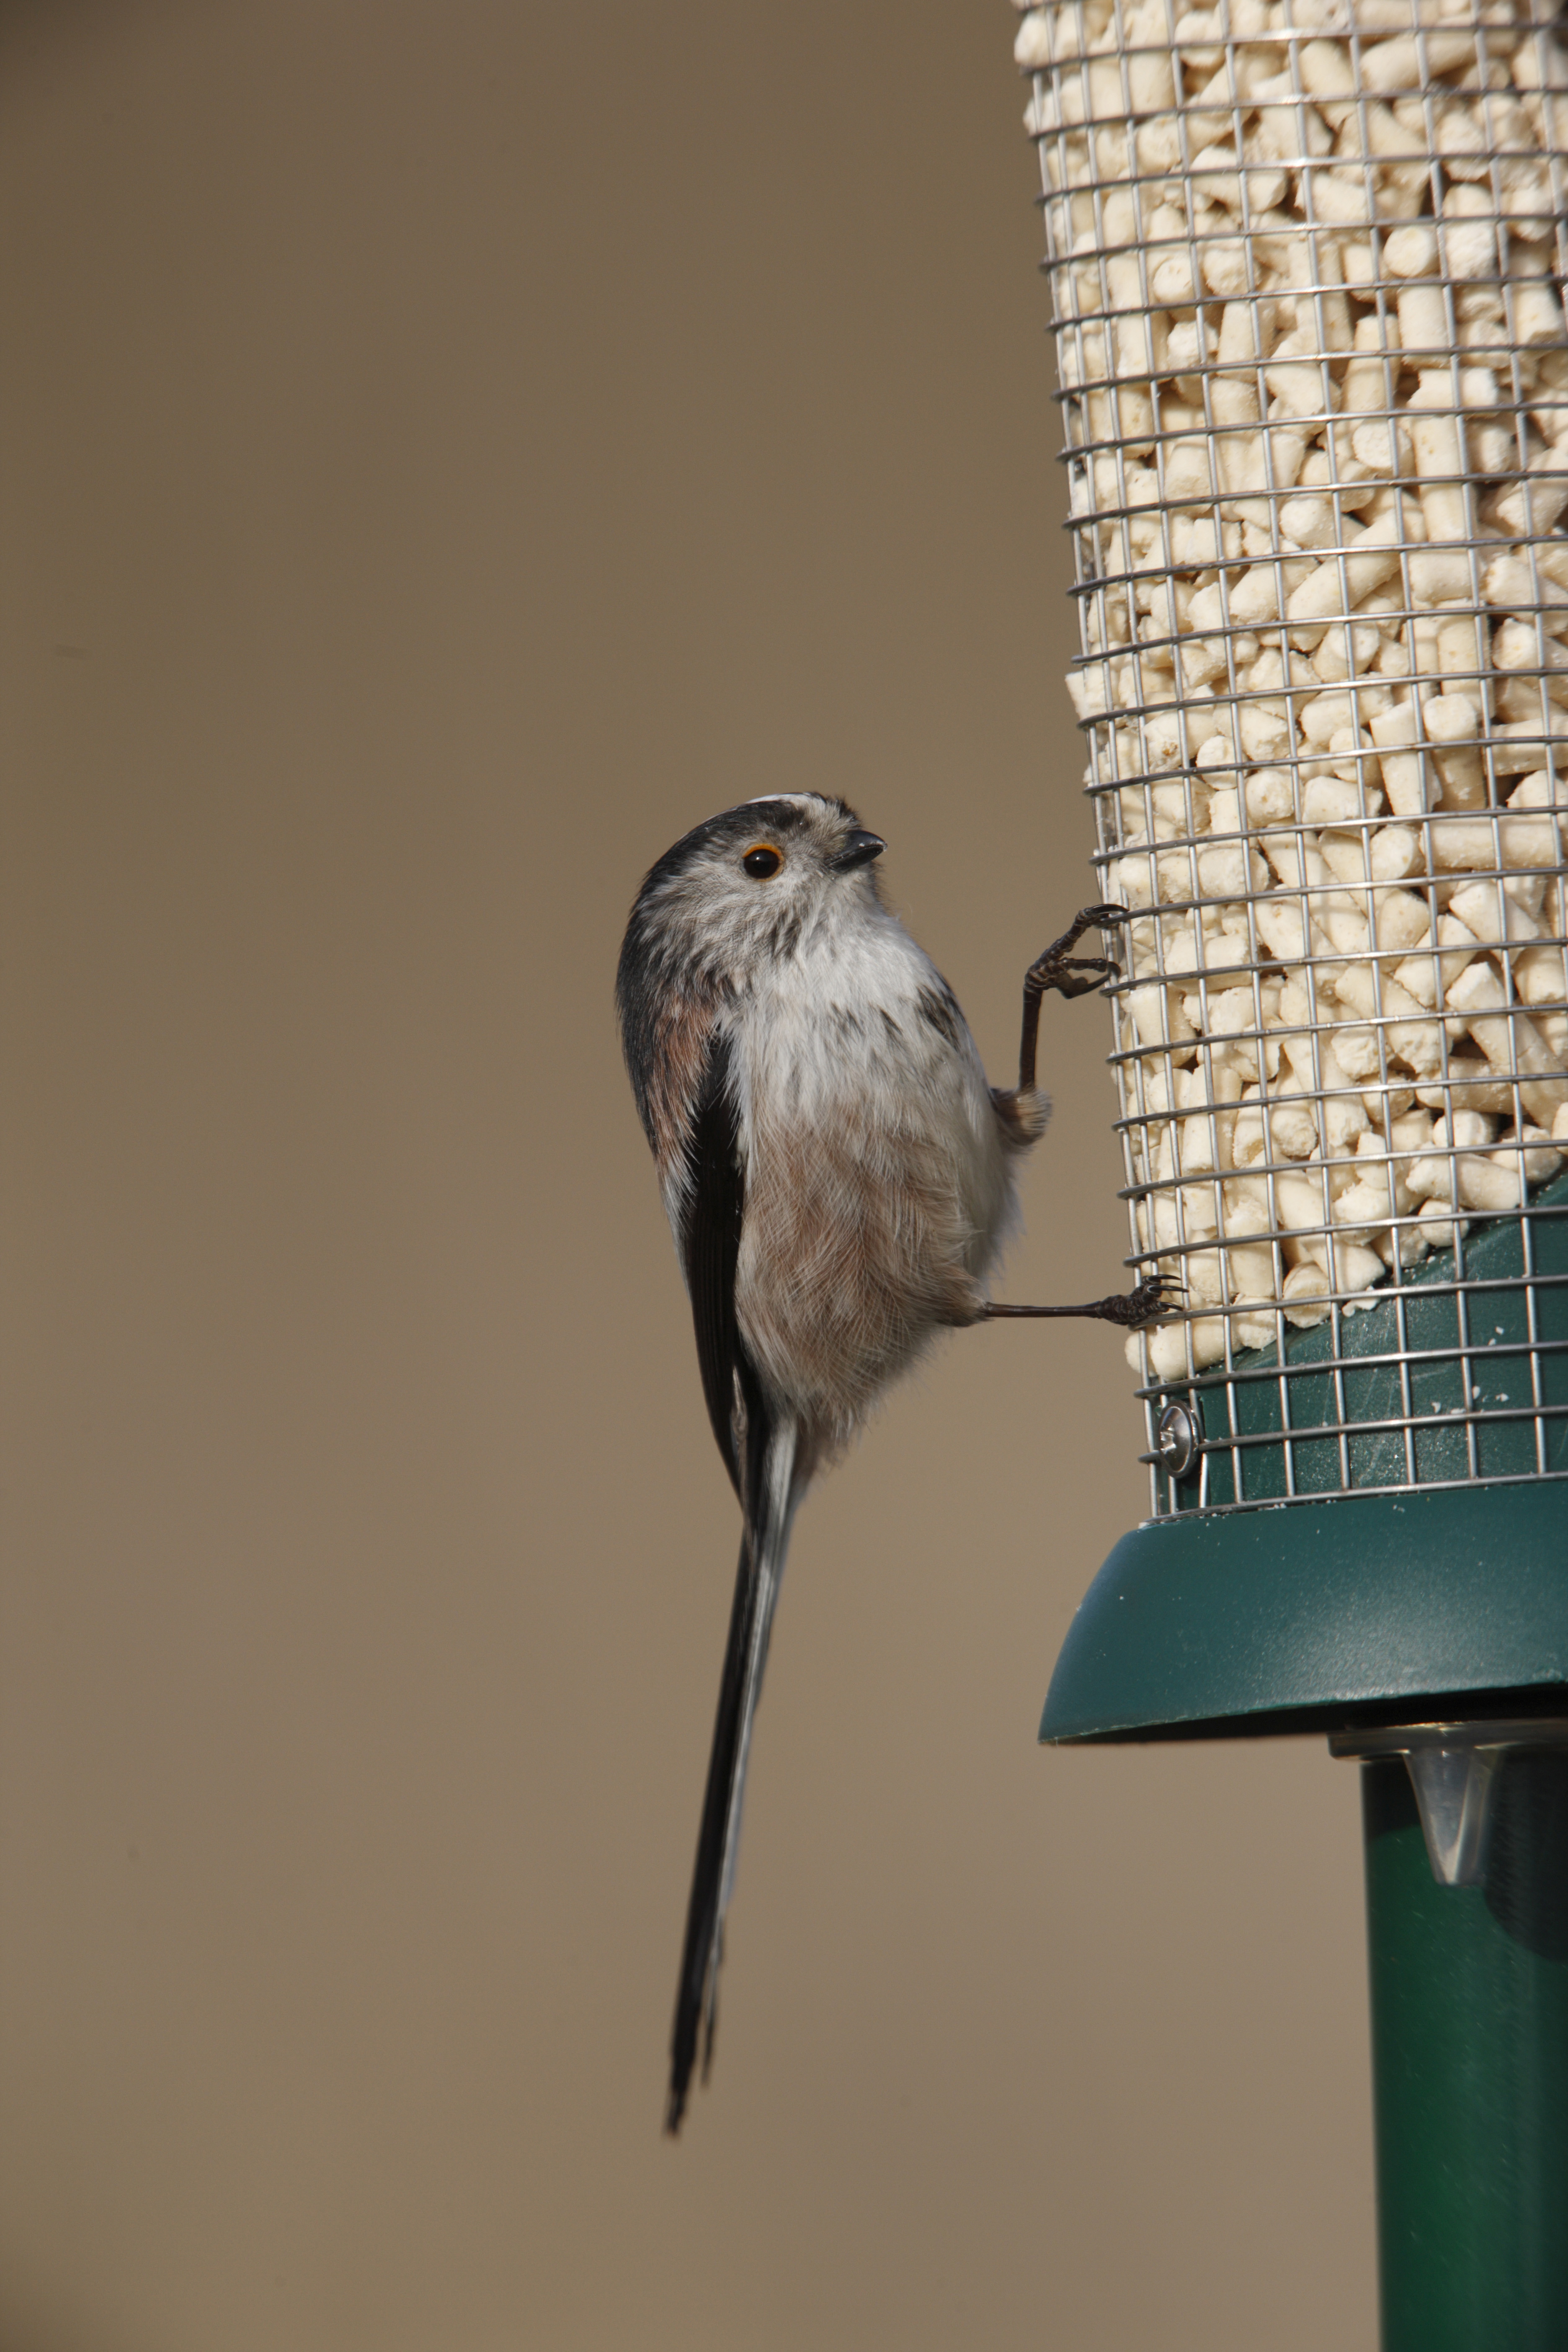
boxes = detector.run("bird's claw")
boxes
[1025,904,1133,1003]
[1109,1273,1184,1327]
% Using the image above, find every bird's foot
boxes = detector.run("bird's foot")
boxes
[1023,903,1131,1004]
[1093,1272,1184,1327]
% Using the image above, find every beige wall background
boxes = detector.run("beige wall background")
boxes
[3,4,1376,2346]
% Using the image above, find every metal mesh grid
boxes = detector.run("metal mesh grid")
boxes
[1018,0,1568,1512]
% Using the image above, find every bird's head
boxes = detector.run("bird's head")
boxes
[621,794,887,997]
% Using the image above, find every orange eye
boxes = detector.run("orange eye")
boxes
[742,843,782,878]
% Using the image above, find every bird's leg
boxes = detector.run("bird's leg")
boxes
[983,1274,1183,1327]
[1017,901,1130,1093]
[994,903,1174,1326]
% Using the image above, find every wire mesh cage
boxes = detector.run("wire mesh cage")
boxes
[1019,0,1568,1518]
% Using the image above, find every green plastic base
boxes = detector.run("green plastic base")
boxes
[1154,1174,1568,1514]
[1040,1482,1568,1743]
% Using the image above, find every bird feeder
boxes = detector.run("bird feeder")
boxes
[1016,0,1568,2339]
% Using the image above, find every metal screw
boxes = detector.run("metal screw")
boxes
[1155,1400,1201,1480]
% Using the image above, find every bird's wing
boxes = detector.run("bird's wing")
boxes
[667,1028,797,2133]
[678,1026,763,1504]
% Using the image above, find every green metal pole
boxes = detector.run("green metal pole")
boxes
[1361,1747,1568,2352]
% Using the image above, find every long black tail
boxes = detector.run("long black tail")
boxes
[665,1433,796,2134]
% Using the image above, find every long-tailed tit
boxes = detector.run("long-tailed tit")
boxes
[617,794,1172,2133]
